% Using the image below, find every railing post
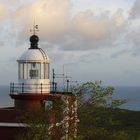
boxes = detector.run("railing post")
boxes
[54,82,57,93]
[66,80,69,92]
[10,83,12,94]
[41,83,42,94]
[52,82,54,92]
[52,69,55,92]
[12,83,14,93]
[22,83,24,93]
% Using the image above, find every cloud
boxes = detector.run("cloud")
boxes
[126,29,140,56]
[115,0,140,56]
[61,9,126,50]
[111,49,130,58]
[2,0,126,51]
[0,3,9,20]
[126,29,140,47]
[129,0,140,19]
[11,0,72,43]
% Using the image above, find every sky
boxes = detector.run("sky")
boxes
[0,0,140,86]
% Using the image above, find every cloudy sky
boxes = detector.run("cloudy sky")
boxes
[0,0,140,86]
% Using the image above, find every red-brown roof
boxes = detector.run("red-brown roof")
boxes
[0,108,22,123]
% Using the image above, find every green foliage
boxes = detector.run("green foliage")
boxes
[78,105,140,140]
[67,136,83,140]
[75,81,140,140]
[111,99,127,108]
[16,109,52,140]
[74,81,126,108]
[16,97,68,140]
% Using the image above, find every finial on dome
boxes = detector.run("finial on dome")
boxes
[29,35,39,49]
[29,22,39,49]
[30,17,39,35]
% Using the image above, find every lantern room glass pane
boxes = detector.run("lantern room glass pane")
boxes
[44,63,49,79]
[27,62,41,79]
[30,70,38,78]
[19,63,24,79]
[23,63,27,79]
[18,62,49,80]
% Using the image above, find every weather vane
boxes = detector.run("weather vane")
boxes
[30,18,39,35]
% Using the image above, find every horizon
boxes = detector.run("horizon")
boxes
[0,84,140,111]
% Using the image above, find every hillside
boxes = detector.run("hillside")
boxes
[78,106,140,140]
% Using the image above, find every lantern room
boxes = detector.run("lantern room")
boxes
[17,34,50,93]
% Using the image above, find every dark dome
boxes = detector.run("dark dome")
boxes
[30,35,39,43]
[29,35,39,49]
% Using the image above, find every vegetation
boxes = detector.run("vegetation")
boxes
[16,98,66,140]
[74,81,126,108]
[16,81,140,140]
[78,104,140,140]
[16,109,52,140]
[75,82,140,140]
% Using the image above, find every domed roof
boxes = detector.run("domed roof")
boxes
[18,48,50,63]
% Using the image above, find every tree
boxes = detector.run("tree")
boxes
[73,81,136,140]
[74,81,126,108]
[16,109,52,140]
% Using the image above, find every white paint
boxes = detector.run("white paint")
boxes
[19,49,50,63]
[19,79,50,93]
[0,122,26,127]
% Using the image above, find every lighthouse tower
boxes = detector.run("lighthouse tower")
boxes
[10,33,51,110]
[18,34,50,93]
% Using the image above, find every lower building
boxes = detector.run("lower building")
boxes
[0,92,78,140]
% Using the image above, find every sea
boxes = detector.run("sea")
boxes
[0,85,140,111]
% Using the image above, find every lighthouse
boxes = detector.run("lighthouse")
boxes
[7,29,78,140]
[10,33,51,110]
